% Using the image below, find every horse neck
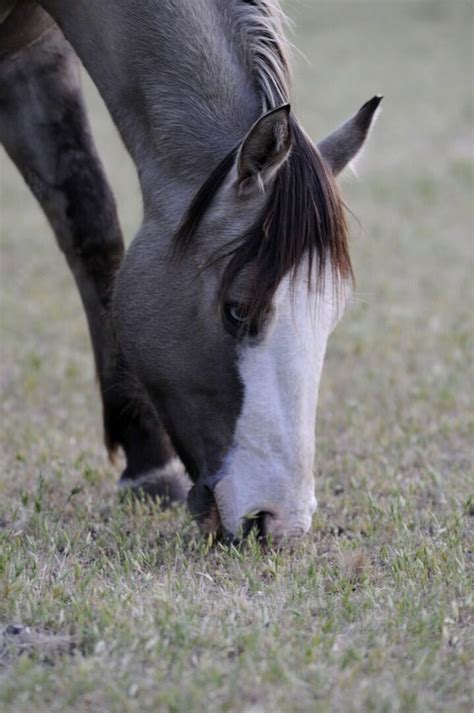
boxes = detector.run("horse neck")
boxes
[42,0,262,227]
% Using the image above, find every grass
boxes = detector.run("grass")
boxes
[0,1,473,711]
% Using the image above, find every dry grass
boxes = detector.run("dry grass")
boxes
[0,1,473,711]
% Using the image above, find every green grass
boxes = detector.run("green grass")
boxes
[0,1,473,711]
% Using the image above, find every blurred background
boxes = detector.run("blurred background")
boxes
[1,0,472,498]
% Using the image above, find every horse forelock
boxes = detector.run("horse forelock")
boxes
[218,119,352,322]
[174,118,352,319]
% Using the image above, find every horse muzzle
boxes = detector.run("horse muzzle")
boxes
[188,469,317,545]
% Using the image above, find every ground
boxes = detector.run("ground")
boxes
[0,1,472,711]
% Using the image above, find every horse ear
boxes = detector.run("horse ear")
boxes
[317,95,383,176]
[236,104,292,195]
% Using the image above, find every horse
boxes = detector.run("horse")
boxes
[0,1,381,543]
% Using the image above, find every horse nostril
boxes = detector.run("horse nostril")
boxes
[221,512,270,544]
[253,511,273,540]
[242,512,264,539]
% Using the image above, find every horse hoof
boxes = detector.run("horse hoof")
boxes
[118,457,190,507]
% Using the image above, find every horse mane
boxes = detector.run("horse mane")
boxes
[174,0,352,322]
[234,0,292,111]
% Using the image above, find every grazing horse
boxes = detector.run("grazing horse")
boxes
[0,1,381,542]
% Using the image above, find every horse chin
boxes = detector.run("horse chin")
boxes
[187,484,223,537]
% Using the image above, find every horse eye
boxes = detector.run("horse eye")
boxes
[223,301,265,339]
[226,302,248,324]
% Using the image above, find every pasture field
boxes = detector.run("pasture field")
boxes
[0,1,472,711]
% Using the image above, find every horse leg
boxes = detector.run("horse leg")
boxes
[0,22,188,503]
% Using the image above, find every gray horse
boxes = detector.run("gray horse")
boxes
[0,1,381,543]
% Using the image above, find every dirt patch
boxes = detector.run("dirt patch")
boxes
[0,624,75,666]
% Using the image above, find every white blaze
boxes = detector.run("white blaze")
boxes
[214,266,346,540]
